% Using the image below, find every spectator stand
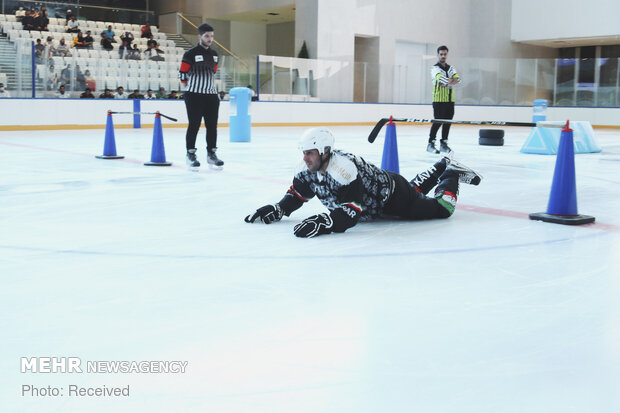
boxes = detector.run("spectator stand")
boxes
[1,13,184,98]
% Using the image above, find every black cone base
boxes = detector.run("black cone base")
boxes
[96,155,125,159]
[529,212,595,225]
[144,161,172,166]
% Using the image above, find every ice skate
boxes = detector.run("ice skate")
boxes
[445,158,482,185]
[186,149,200,168]
[207,148,224,169]
[426,141,440,154]
[439,141,452,154]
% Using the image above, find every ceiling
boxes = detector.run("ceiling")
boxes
[216,4,296,25]
[518,35,620,48]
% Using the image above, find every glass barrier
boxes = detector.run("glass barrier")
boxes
[1,23,619,107]
[255,55,619,107]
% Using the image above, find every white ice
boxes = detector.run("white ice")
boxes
[1,122,619,413]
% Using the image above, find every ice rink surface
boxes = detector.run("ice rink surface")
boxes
[1,122,619,412]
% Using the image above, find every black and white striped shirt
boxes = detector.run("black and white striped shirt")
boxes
[179,44,218,95]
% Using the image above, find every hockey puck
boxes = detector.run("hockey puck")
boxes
[479,129,504,146]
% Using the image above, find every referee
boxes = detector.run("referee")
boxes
[179,23,223,167]
[427,45,460,154]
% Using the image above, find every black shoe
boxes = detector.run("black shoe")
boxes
[207,149,224,166]
[426,141,440,154]
[445,159,482,185]
[439,141,452,154]
[186,149,200,167]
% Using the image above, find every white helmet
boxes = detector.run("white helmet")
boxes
[299,127,335,155]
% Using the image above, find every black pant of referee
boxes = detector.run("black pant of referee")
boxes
[184,92,220,151]
[429,101,455,143]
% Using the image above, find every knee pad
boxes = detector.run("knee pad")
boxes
[434,190,457,217]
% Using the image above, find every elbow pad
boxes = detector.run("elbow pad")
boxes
[179,61,191,83]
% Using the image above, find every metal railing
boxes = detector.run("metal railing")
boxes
[177,13,248,70]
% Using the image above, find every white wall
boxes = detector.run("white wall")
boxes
[512,0,620,42]
[294,0,318,58]
[267,22,295,57]
[230,22,267,58]
[157,0,617,61]
[471,0,556,58]
[157,12,178,35]
[199,0,295,18]
[1,99,619,128]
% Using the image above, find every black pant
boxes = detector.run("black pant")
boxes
[382,172,454,220]
[429,101,455,143]
[184,92,220,151]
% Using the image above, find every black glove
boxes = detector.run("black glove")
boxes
[293,213,333,238]
[245,204,283,224]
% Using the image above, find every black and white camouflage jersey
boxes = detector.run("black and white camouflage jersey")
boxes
[278,150,394,233]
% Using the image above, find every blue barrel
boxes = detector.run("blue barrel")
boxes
[532,99,547,123]
[229,87,252,142]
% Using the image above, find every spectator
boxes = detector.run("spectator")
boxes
[114,86,128,99]
[167,90,179,99]
[35,11,49,31]
[56,84,69,98]
[83,30,94,49]
[120,31,134,45]
[72,31,87,49]
[60,64,72,88]
[21,10,35,30]
[66,15,79,33]
[146,35,157,48]
[0,83,10,98]
[247,84,258,101]
[128,44,141,60]
[128,89,144,99]
[144,89,155,99]
[144,42,165,62]
[218,91,226,100]
[34,39,46,61]
[102,25,116,43]
[74,65,85,90]
[65,9,74,22]
[55,38,72,57]
[15,4,26,21]
[118,38,131,59]
[100,33,113,51]
[155,87,167,99]
[98,88,114,99]
[45,36,55,57]
[84,70,96,91]
[80,87,95,98]
[141,21,152,38]
[45,65,58,90]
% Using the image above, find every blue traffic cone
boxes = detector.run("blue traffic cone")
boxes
[529,120,595,225]
[95,111,124,159]
[381,116,399,174]
[144,112,172,166]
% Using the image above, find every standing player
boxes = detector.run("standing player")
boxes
[179,23,223,168]
[428,45,460,154]
[245,128,481,238]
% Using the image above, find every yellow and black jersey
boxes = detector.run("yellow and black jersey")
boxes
[430,62,460,103]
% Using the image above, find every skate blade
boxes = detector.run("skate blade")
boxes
[207,164,223,170]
